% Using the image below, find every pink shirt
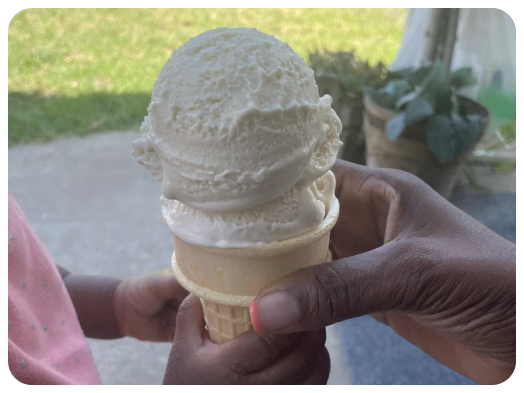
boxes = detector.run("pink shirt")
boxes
[8,193,101,384]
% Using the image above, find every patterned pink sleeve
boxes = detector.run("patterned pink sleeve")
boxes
[8,192,101,385]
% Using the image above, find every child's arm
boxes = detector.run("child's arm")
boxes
[58,265,188,341]
[58,265,122,339]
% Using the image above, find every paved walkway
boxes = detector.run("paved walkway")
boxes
[9,131,514,384]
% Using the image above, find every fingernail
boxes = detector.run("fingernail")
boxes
[250,292,300,332]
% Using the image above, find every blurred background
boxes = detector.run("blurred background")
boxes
[8,8,515,385]
[8,8,404,145]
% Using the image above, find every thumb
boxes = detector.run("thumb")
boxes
[250,241,417,334]
[173,294,208,346]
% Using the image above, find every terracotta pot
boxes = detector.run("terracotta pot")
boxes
[363,94,489,199]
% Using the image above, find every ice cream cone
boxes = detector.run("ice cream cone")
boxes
[170,194,339,343]
[133,28,344,344]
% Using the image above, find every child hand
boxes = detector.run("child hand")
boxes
[163,295,330,384]
[113,269,189,342]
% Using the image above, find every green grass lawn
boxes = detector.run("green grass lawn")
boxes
[9,8,406,146]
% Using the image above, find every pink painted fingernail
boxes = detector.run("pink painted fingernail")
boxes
[249,301,264,333]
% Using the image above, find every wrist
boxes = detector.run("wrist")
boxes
[63,274,123,339]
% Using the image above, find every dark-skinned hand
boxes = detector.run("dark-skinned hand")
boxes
[249,160,515,385]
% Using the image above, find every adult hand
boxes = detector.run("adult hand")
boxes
[249,160,515,384]
[113,269,189,342]
[163,295,329,384]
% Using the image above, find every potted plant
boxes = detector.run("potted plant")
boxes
[363,60,490,198]
[309,50,390,164]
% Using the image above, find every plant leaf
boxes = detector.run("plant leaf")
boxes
[392,63,434,87]
[404,96,434,125]
[466,113,481,126]
[366,90,397,110]
[395,91,419,110]
[461,113,482,149]
[426,115,459,164]
[382,79,411,101]
[451,67,473,80]
[450,67,478,90]
[420,60,447,92]
[417,62,452,115]
[407,63,435,86]
[451,94,459,113]
[426,85,453,115]
[453,113,483,154]
[385,113,406,141]
[391,67,413,80]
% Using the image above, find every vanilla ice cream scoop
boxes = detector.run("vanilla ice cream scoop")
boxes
[160,170,336,248]
[133,27,342,213]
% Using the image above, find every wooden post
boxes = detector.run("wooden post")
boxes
[441,9,460,74]
[422,8,461,78]
[422,9,447,63]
